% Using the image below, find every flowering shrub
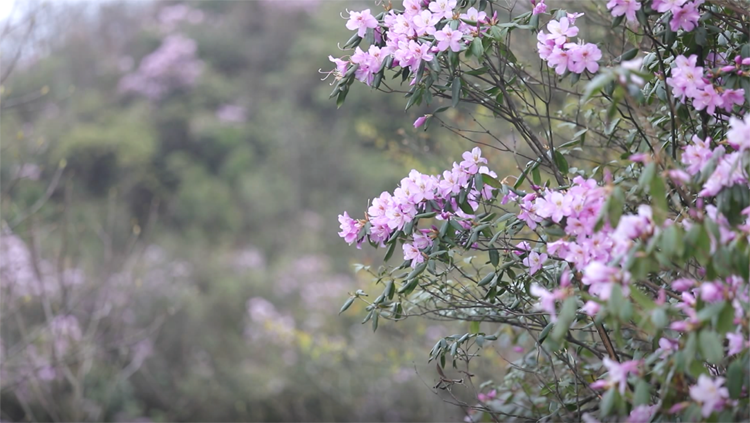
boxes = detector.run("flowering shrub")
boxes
[118,33,203,100]
[330,0,749,421]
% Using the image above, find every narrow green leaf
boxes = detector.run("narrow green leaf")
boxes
[727,359,746,399]
[339,297,355,315]
[698,330,724,364]
[633,379,651,406]
[451,78,461,108]
[552,297,577,341]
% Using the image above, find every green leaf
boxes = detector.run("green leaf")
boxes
[699,330,724,364]
[372,311,379,332]
[697,301,726,322]
[650,177,668,225]
[470,37,484,59]
[539,322,554,344]
[727,359,747,399]
[552,150,569,174]
[489,249,500,267]
[470,321,480,334]
[607,187,625,228]
[339,297,355,315]
[600,388,616,417]
[532,166,541,186]
[583,73,614,101]
[608,284,624,317]
[716,302,736,334]
[477,272,495,286]
[406,262,428,280]
[481,173,501,188]
[660,224,684,259]
[336,88,349,109]
[383,240,397,262]
[451,78,462,108]
[612,15,625,28]
[638,162,657,192]
[651,308,668,329]
[633,379,651,406]
[552,297,578,341]
[631,287,656,311]
[618,48,639,62]
[741,78,750,107]
[474,172,484,193]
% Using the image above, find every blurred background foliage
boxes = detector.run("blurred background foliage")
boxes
[0,0,552,421]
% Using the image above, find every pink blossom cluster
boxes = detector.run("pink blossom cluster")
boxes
[652,0,703,32]
[536,17,602,75]
[666,55,745,115]
[118,34,203,100]
[606,0,702,32]
[332,1,491,86]
[215,104,247,123]
[530,0,547,16]
[157,3,204,33]
[666,273,748,333]
[246,297,296,345]
[1,233,84,299]
[590,357,641,393]
[529,269,571,321]
[679,116,749,197]
[507,179,663,312]
[338,148,497,267]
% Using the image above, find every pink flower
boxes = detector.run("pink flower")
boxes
[460,7,487,23]
[582,262,628,300]
[403,243,425,267]
[338,212,363,245]
[568,43,602,73]
[346,9,379,37]
[434,26,464,52]
[392,14,416,37]
[692,84,724,115]
[607,0,641,22]
[547,46,573,75]
[413,10,439,36]
[727,114,750,151]
[530,283,559,321]
[627,405,657,423]
[428,0,457,20]
[670,0,702,32]
[721,88,745,111]
[689,374,729,417]
[699,282,724,302]
[408,40,434,63]
[477,389,497,402]
[459,147,487,174]
[536,191,572,223]
[658,337,679,356]
[532,0,547,15]
[546,17,578,44]
[329,55,349,76]
[402,0,423,16]
[666,54,706,101]
[414,115,428,128]
[667,169,691,185]
[523,251,548,275]
[580,301,600,316]
[727,332,748,355]
[594,358,640,393]
[681,135,713,175]
[536,31,557,60]
[654,0,688,13]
